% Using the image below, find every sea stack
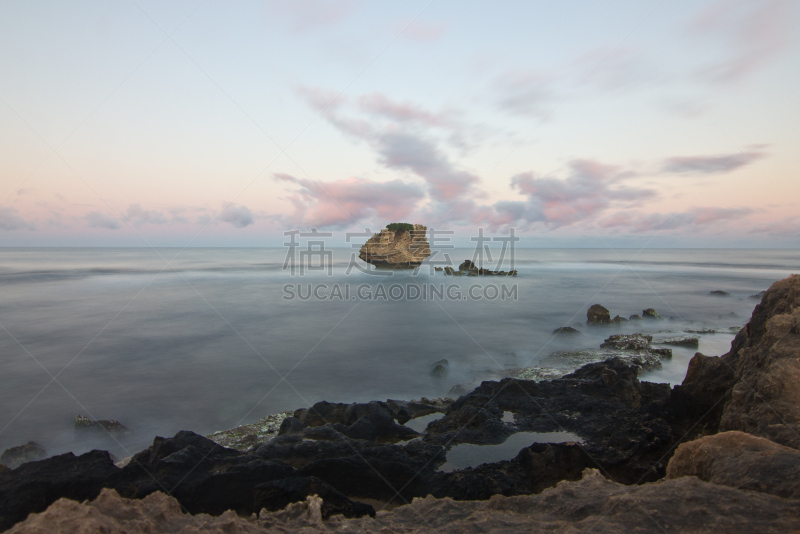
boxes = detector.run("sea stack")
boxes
[359,223,431,268]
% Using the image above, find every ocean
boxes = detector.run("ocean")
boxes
[1,247,798,460]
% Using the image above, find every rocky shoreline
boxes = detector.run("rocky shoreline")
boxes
[2,275,799,532]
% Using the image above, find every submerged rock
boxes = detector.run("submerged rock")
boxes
[552,326,581,336]
[586,304,611,325]
[710,290,731,296]
[358,224,431,268]
[652,335,700,347]
[75,415,129,435]
[0,441,47,469]
[750,290,767,300]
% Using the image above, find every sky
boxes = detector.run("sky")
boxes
[0,0,799,247]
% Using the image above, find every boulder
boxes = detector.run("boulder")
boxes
[358,224,431,268]
[0,441,46,469]
[642,308,661,319]
[666,431,800,498]
[586,304,611,325]
[629,314,642,321]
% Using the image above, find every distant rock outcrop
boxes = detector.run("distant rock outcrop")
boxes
[358,224,431,268]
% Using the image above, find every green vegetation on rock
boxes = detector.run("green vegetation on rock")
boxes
[386,222,414,232]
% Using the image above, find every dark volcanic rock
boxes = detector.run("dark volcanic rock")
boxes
[424,358,673,487]
[552,326,581,336]
[710,290,731,296]
[286,401,420,443]
[254,476,374,518]
[1,441,47,469]
[112,431,295,516]
[0,450,119,532]
[667,431,800,499]
[586,304,611,325]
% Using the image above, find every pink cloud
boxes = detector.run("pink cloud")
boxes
[357,93,448,127]
[662,151,765,174]
[276,173,425,228]
[453,159,655,231]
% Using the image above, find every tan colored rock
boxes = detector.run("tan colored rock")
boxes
[666,431,800,498]
[358,225,430,268]
[672,274,800,448]
[9,470,800,533]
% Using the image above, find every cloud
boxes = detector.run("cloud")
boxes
[297,87,478,203]
[662,151,765,174]
[219,204,254,228]
[752,216,800,236]
[377,133,479,202]
[495,71,556,118]
[84,211,120,230]
[0,207,35,230]
[395,19,445,42]
[357,93,449,127]
[599,206,753,233]
[123,204,167,225]
[458,159,655,230]
[264,0,358,32]
[276,173,425,228]
[689,0,795,83]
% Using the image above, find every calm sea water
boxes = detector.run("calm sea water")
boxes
[1,247,798,459]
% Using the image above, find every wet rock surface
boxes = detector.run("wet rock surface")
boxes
[552,326,581,335]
